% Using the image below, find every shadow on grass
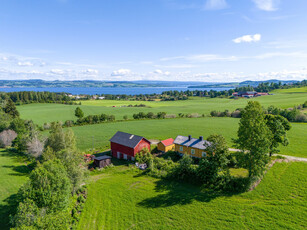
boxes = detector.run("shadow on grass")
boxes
[0,194,21,230]
[137,178,236,208]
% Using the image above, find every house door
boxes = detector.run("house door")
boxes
[117,152,120,159]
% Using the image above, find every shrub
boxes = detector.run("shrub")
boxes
[0,129,17,147]
[295,113,307,122]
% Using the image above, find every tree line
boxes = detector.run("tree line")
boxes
[0,91,80,105]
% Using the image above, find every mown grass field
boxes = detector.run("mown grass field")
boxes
[18,91,307,125]
[273,86,307,93]
[0,149,30,230]
[71,117,307,158]
[77,162,307,230]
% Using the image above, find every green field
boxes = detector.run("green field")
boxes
[273,86,307,93]
[18,91,307,125]
[0,149,30,230]
[71,117,307,158]
[77,162,307,229]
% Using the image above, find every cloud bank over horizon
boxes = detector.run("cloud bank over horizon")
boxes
[0,0,306,82]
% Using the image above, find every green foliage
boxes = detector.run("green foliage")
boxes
[3,99,19,118]
[235,101,271,178]
[265,114,291,156]
[135,148,153,166]
[19,160,71,212]
[74,107,84,119]
[45,123,76,152]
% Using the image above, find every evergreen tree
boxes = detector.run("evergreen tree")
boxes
[3,99,19,118]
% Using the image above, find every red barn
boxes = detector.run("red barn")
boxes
[109,131,151,161]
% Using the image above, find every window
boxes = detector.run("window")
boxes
[202,152,206,157]
[191,149,195,155]
[179,146,183,152]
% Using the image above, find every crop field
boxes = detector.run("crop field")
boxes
[77,162,307,230]
[0,149,30,230]
[18,91,307,125]
[273,86,307,93]
[71,117,307,158]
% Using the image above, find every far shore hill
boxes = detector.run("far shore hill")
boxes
[0,79,299,89]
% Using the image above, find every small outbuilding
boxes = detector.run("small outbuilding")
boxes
[94,155,112,168]
[157,138,175,152]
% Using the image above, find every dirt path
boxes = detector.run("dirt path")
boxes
[229,148,307,162]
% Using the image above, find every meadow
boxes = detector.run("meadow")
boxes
[18,91,307,125]
[77,162,307,230]
[71,117,307,158]
[0,149,30,230]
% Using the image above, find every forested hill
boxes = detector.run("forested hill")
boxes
[188,79,299,88]
[0,79,165,88]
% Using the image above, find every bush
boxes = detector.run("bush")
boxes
[295,113,307,122]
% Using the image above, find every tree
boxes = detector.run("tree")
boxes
[265,114,291,156]
[234,101,272,178]
[3,99,19,118]
[197,134,229,185]
[27,135,45,158]
[20,160,71,212]
[45,123,76,152]
[74,107,84,119]
[0,129,17,147]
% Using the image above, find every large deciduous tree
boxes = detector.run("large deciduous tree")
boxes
[265,114,291,156]
[234,101,272,178]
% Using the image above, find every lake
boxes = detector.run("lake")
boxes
[0,87,233,95]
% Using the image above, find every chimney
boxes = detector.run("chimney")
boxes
[188,135,191,140]
[199,136,203,141]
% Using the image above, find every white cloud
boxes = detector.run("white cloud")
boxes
[82,69,99,74]
[204,0,228,10]
[161,54,237,62]
[153,69,171,75]
[111,69,131,76]
[233,34,261,43]
[17,61,34,66]
[252,0,279,11]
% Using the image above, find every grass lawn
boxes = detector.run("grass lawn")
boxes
[71,117,307,158]
[0,149,30,230]
[77,162,307,230]
[18,91,307,125]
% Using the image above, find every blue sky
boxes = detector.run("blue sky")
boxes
[0,0,307,82]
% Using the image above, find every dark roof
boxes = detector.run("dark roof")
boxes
[109,131,150,148]
[95,155,111,161]
[174,135,210,150]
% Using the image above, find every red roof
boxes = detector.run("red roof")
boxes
[160,138,174,146]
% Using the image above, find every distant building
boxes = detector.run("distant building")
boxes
[98,96,105,100]
[157,138,175,152]
[110,131,151,161]
[232,91,268,98]
[174,135,210,158]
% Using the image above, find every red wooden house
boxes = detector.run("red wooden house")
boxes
[109,131,151,161]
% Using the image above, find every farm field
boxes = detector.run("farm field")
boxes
[71,117,307,158]
[77,162,307,230]
[17,91,307,125]
[0,149,30,230]
[273,86,307,93]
